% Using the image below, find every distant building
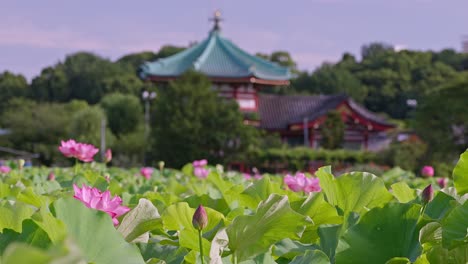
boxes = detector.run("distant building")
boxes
[140,11,395,150]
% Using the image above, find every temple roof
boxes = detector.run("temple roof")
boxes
[258,94,394,130]
[139,25,292,83]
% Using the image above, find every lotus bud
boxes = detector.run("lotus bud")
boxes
[437,178,448,189]
[48,172,55,181]
[17,159,25,170]
[192,205,208,231]
[422,184,434,204]
[421,166,434,178]
[104,173,110,183]
[158,161,165,171]
[105,149,112,163]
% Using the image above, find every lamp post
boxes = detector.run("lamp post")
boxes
[142,90,157,164]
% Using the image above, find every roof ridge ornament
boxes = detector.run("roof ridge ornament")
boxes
[209,10,223,33]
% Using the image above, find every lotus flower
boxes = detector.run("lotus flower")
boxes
[48,172,55,181]
[284,172,321,193]
[421,166,434,177]
[193,159,208,167]
[254,173,263,180]
[140,167,154,179]
[105,149,112,163]
[59,139,78,158]
[422,184,434,204]
[243,173,252,180]
[0,165,11,174]
[73,184,130,226]
[437,177,448,188]
[193,159,209,179]
[59,139,99,162]
[192,205,208,230]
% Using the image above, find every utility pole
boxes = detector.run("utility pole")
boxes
[142,90,157,165]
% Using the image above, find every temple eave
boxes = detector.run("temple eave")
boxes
[146,75,289,86]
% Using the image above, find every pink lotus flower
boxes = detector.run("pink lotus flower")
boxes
[243,173,252,180]
[105,149,112,163]
[437,177,448,188]
[0,165,11,174]
[73,184,130,226]
[254,173,263,180]
[140,167,154,179]
[193,159,208,167]
[421,166,434,177]
[193,159,209,179]
[48,172,55,181]
[59,139,78,158]
[284,172,321,193]
[58,139,99,162]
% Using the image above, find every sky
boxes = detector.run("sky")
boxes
[1,0,467,80]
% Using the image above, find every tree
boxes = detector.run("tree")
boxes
[413,75,468,161]
[150,71,258,167]
[320,111,344,149]
[0,71,29,112]
[30,52,144,104]
[361,42,394,59]
[117,45,186,73]
[1,99,84,164]
[100,93,143,136]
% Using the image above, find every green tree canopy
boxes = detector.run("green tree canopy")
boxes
[320,111,345,149]
[0,71,29,112]
[413,75,468,161]
[100,93,143,136]
[150,71,258,167]
[30,52,144,104]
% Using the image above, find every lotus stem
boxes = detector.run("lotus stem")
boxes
[198,229,204,264]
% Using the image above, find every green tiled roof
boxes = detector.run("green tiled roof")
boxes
[139,30,292,81]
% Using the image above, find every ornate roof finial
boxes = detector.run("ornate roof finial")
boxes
[209,10,223,33]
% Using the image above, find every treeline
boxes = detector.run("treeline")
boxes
[0,43,467,166]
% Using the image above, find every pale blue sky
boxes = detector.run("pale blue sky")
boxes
[1,0,467,80]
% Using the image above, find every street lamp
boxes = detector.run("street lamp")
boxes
[142,90,157,164]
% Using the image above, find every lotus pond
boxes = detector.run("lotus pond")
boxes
[0,150,467,264]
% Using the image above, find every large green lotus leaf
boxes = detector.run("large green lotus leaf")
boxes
[289,250,331,264]
[138,242,188,264]
[335,203,422,264]
[453,150,468,195]
[117,198,161,243]
[0,201,34,233]
[442,200,468,249]
[419,222,442,250]
[53,197,145,264]
[316,167,393,216]
[1,243,52,264]
[0,219,51,254]
[424,191,456,220]
[161,202,225,232]
[272,238,318,259]
[31,207,67,243]
[391,182,417,203]
[318,224,341,263]
[184,194,230,216]
[295,192,342,243]
[226,194,308,262]
[425,244,468,264]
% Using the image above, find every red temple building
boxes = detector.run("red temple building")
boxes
[139,12,395,151]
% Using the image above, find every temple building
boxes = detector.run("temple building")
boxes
[140,11,394,150]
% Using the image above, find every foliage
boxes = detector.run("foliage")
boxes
[247,147,378,171]
[320,111,345,149]
[0,71,28,113]
[100,93,143,136]
[378,139,428,171]
[413,75,468,161]
[0,148,467,263]
[30,52,145,104]
[150,71,259,168]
